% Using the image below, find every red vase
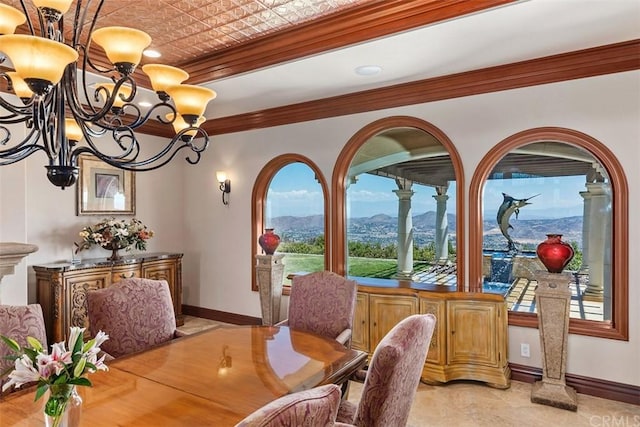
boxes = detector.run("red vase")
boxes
[536,234,574,273]
[259,228,281,255]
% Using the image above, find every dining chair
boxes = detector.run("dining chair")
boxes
[0,304,48,393]
[336,314,437,427]
[86,278,184,358]
[278,271,357,346]
[235,384,342,427]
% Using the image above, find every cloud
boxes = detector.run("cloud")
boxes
[268,189,322,201]
[347,189,396,202]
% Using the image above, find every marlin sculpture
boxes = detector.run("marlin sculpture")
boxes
[496,193,539,252]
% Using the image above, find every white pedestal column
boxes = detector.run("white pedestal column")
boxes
[583,182,610,301]
[433,192,449,264]
[255,254,285,326]
[578,188,592,273]
[531,271,577,411]
[393,188,414,280]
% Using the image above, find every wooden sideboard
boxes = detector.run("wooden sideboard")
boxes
[33,252,183,343]
[352,279,510,389]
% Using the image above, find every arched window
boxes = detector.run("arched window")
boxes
[251,154,329,291]
[331,116,465,290]
[469,127,628,340]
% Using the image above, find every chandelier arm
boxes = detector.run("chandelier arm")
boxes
[0,96,33,118]
[63,65,113,124]
[0,127,42,163]
[18,0,36,36]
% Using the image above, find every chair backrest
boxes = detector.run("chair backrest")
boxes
[86,278,176,358]
[0,304,48,393]
[235,384,342,427]
[288,271,357,341]
[354,314,436,427]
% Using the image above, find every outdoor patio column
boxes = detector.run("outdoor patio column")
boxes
[583,182,610,301]
[394,182,414,280]
[433,187,449,264]
[578,188,592,273]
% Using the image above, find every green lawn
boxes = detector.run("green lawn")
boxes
[280,253,399,283]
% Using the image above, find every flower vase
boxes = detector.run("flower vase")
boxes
[107,246,121,261]
[536,234,574,273]
[44,385,82,427]
[258,228,281,255]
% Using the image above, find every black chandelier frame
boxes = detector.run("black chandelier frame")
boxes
[0,0,209,189]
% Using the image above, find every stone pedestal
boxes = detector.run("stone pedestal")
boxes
[255,254,285,326]
[531,270,578,411]
[0,242,39,303]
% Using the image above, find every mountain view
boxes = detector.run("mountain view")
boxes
[270,212,583,249]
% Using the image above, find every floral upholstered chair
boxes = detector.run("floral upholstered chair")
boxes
[86,278,183,358]
[0,304,48,394]
[336,314,437,427]
[278,271,357,346]
[235,384,342,427]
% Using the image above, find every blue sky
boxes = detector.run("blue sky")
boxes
[265,162,588,219]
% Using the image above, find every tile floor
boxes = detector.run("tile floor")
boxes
[180,316,640,427]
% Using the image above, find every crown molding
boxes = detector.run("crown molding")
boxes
[200,39,640,136]
[181,0,516,84]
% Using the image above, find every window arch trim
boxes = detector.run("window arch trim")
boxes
[331,116,466,290]
[469,127,629,340]
[251,153,330,292]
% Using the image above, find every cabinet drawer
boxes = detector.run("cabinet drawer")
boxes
[111,265,142,283]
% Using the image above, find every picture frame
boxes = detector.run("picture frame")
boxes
[76,154,135,215]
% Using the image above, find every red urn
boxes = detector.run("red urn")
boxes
[258,228,281,255]
[536,234,574,273]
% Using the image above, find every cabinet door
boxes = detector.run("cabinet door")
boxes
[419,297,445,365]
[369,294,417,351]
[142,258,182,325]
[111,264,142,283]
[447,300,499,367]
[351,292,369,352]
[65,270,111,340]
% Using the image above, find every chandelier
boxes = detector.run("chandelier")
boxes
[0,1,217,189]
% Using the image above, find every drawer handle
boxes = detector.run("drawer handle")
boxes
[120,272,135,279]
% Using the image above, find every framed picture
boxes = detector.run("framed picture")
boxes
[76,154,135,215]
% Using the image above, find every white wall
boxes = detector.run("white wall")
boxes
[184,71,640,387]
[2,71,637,387]
[0,132,187,303]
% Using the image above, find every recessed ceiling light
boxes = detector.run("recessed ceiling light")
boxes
[143,49,161,58]
[138,101,152,107]
[355,65,382,76]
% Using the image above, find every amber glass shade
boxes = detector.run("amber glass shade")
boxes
[142,64,189,93]
[0,35,78,86]
[32,0,74,14]
[165,85,216,119]
[6,72,33,99]
[91,27,151,69]
[96,83,132,108]
[166,113,205,136]
[64,118,83,142]
[0,4,26,35]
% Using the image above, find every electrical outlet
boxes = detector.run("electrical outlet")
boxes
[520,343,530,358]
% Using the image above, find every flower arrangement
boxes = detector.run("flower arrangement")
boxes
[1,327,109,426]
[75,217,154,253]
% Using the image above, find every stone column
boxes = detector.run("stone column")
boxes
[578,188,592,273]
[583,182,610,301]
[531,270,577,411]
[433,188,449,264]
[255,254,285,326]
[393,186,414,280]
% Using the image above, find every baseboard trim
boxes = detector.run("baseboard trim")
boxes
[182,305,262,326]
[509,363,640,405]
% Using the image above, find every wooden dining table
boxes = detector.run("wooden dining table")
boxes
[0,325,367,426]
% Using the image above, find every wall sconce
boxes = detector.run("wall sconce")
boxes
[216,171,231,205]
